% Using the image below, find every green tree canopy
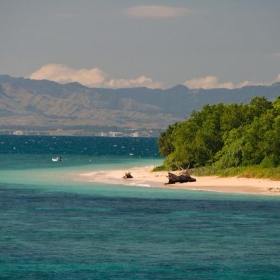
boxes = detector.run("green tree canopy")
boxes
[158,96,280,170]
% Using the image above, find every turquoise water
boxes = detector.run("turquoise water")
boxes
[1,136,280,279]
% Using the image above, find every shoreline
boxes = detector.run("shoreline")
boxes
[79,166,280,196]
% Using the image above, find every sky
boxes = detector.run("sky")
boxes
[1,0,280,89]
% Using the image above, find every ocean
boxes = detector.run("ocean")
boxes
[0,135,280,279]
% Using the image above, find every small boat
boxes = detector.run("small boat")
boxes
[52,157,62,162]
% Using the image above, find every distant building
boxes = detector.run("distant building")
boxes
[13,130,23,135]
[109,131,123,137]
[130,131,139,137]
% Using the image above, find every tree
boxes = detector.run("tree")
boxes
[158,95,280,169]
[157,123,177,157]
[241,112,274,165]
[246,96,273,119]
[214,127,245,168]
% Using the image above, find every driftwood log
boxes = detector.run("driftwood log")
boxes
[123,172,133,179]
[166,172,196,184]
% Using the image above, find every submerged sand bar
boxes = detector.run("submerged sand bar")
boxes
[79,166,280,196]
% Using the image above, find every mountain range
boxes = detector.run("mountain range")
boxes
[0,75,279,136]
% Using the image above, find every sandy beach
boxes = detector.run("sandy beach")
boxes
[79,166,280,196]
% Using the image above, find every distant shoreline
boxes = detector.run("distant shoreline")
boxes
[79,166,280,196]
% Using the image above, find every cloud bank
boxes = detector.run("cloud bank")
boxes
[29,64,280,90]
[182,75,273,89]
[29,64,163,89]
[30,64,106,86]
[184,76,234,89]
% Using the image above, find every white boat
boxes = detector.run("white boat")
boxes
[52,157,62,162]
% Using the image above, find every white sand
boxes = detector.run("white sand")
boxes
[79,166,280,195]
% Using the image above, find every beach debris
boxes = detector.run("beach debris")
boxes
[165,171,196,184]
[267,187,280,192]
[123,172,133,179]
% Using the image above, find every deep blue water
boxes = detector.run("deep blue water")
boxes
[1,135,280,279]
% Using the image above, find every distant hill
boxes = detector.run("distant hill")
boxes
[0,75,279,136]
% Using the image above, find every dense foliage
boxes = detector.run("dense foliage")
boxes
[158,96,280,170]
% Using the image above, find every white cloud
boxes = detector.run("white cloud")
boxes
[183,76,234,89]
[124,5,191,18]
[30,65,279,90]
[105,76,163,89]
[254,73,280,86]
[233,75,280,87]
[236,80,255,88]
[30,64,106,87]
[183,75,275,89]
[29,64,163,89]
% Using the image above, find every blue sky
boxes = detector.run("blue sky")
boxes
[1,0,279,89]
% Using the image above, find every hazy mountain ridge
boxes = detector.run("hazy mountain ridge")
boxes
[0,75,279,136]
